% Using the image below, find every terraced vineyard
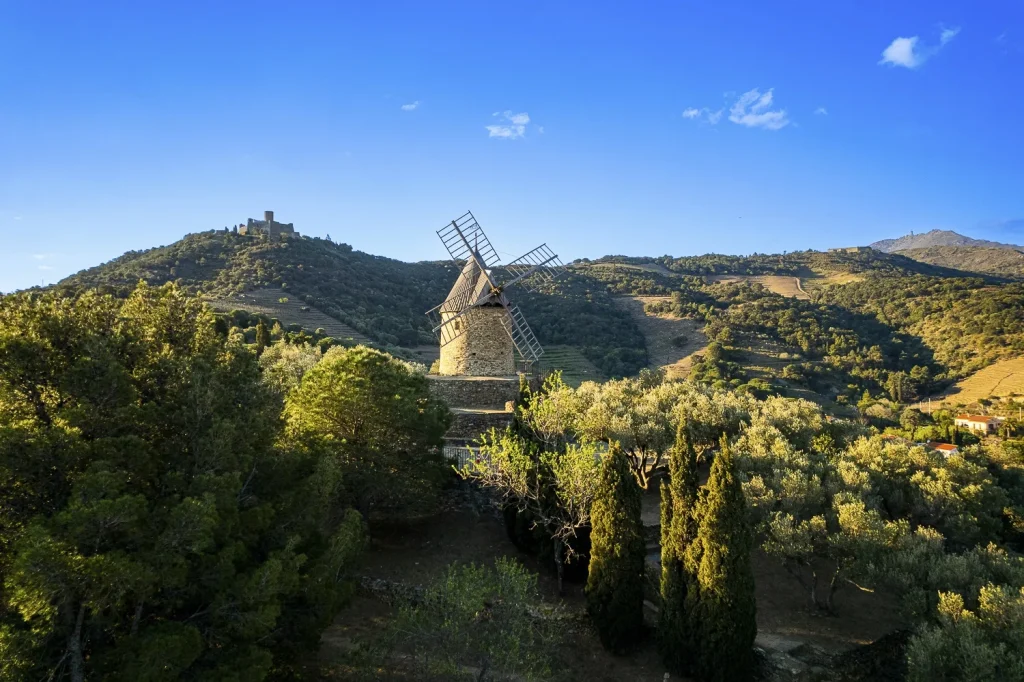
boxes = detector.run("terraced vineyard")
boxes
[205,288,375,346]
[932,356,1024,405]
[537,345,606,386]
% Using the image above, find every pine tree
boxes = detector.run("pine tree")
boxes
[693,435,757,682]
[586,444,646,653]
[658,425,702,674]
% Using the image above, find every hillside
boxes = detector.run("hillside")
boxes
[56,230,649,377]
[869,228,1019,253]
[53,227,1024,406]
[895,245,1024,278]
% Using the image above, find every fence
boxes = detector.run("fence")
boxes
[443,445,488,470]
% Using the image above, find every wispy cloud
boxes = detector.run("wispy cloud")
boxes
[38,265,53,271]
[814,107,828,116]
[401,101,420,111]
[486,111,531,139]
[32,253,52,260]
[880,26,960,69]
[681,107,724,125]
[728,88,790,130]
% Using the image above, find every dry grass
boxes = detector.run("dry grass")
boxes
[933,356,1024,404]
[708,274,810,300]
[205,288,375,345]
[613,297,709,379]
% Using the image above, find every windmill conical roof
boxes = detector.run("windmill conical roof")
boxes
[441,255,499,312]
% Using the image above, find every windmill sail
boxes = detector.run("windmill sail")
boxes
[500,303,544,364]
[500,243,564,292]
[437,211,501,268]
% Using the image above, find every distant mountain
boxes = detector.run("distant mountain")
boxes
[894,246,1024,279]
[869,229,1020,253]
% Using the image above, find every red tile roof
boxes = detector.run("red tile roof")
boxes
[928,441,959,453]
[956,414,999,423]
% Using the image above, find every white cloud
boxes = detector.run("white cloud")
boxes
[728,88,790,130]
[941,26,961,45]
[486,110,531,139]
[814,107,828,115]
[681,107,724,125]
[38,265,53,271]
[537,125,545,134]
[401,101,420,111]
[880,27,960,69]
[32,253,51,260]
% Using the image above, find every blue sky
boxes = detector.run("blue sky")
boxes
[2,1,1022,293]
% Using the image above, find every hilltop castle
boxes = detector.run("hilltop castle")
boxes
[238,211,297,239]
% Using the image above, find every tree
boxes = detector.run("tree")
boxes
[255,317,271,355]
[658,426,702,675]
[907,586,1024,682]
[387,559,559,681]
[283,345,451,519]
[464,429,603,594]
[586,445,645,653]
[694,436,757,682]
[0,283,365,681]
[257,339,322,401]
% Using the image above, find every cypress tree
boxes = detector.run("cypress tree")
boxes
[586,444,646,653]
[255,318,271,356]
[693,435,757,682]
[658,425,702,674]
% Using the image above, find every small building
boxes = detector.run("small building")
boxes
[238,210,297,239]
[828,246,869,253]
[927,442,960,457]
[954,414,1004,434]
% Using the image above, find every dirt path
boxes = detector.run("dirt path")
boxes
[614,297,708,379]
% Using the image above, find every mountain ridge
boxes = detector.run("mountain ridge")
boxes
[869,229,1021,253]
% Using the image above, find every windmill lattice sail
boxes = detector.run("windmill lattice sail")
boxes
[436,211,500,268]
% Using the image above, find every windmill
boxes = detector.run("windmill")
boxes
[427,211,564,376]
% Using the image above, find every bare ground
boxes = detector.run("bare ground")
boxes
[319,499,905,680]
[614,297,709,379]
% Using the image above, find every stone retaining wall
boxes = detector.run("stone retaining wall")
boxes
[426,375,520,409]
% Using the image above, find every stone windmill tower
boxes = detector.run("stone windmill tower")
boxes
[425,211,564,446]
[428,211,563,376]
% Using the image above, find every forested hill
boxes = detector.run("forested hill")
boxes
[53,228,1024,401]
[585,248,976,279]
[55,230,650,377]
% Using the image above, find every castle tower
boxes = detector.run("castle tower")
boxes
[437,257,515,377]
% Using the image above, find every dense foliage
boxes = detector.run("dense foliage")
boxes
[816,275,1024,377]
[283,346,451,519]
[0,284,367,681]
